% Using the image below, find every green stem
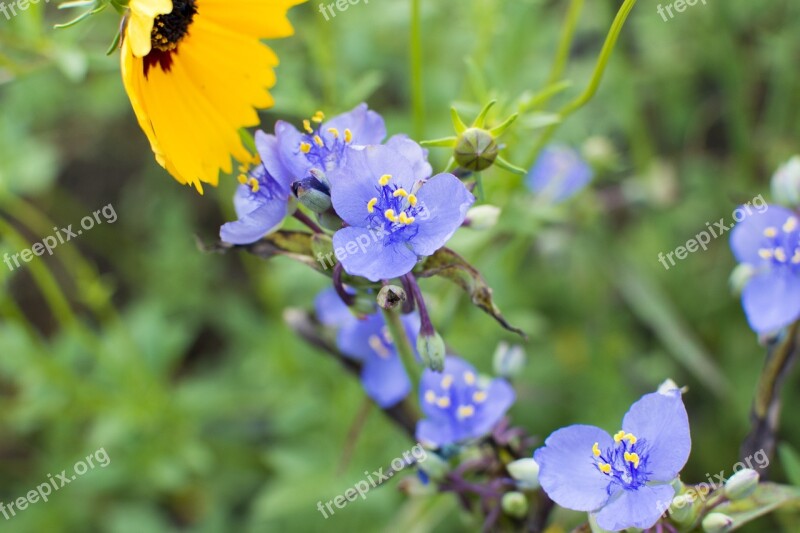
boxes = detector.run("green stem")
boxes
[525,0,639,165]
[545,0,584,88]
[410,0,425,139]
[382,307,421,386]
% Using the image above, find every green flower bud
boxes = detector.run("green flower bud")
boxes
[501,491,529,519]
[581,135,619,171]
[466,205,501,230]
[292,176,332,213]
[702,512,734,533]
[316,209,343,232]
[493,342,526,378]
[417,451,449,482]
[506,458,540,490]
[724,469,759,500]
[771,156,800,207]
[417,331,446,372]
[454,127,499,172]
[729,263,755,294]
[377,285,407,310]
[669,493,698,526]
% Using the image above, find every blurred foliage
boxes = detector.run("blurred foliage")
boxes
[1,0,800,531]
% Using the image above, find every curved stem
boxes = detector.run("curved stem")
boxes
[382,307,421,385]
[404,273,434,336]
[293,210,324,234]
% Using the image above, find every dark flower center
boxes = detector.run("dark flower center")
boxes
[151,0,197,52]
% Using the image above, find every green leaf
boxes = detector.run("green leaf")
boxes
[778,443,800,487]
[713,482,800,530]
[416,247,526,339]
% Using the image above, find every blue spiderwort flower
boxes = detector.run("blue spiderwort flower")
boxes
[415,357,515,448]
[329,145,474,282]
[534,389,691,531]
[526,145,593,203]
[315,289,419,408]
[730,205,800,334]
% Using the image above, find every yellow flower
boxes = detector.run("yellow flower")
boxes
[121,0,305,193]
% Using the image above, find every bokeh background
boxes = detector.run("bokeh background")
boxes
[1,0,800,531]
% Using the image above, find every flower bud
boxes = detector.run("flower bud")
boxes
[702,512,734,533]
[669,493,698,526]
[771,156,800,207]
[493,342,526,378]
[292,176,332,213]
[729,263,755,294]
[417,331,446,372]
[454,127,499,172]
[501,492,529,519]
[465,205,501,230]
[724,468,759,500]
[377,285,407,310]
[506,458,540,490]
[416,451,449,482]
[581,135,619,171]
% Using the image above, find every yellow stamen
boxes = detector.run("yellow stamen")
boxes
[613,431,626,443]
[759,248,774,260]
[249,178,260,193]
[592,442,601,457]
[367,198,378,213]
[393,188,409,198]
[624,452,640,469]
[344,129,353,143]
[251,153,262,165]
[457,405,475,419]
[312,110,325,123]
[238,164,249,173]
[407,194,418,207]
[398,212,415,225]
[378,174,392,186]
[775,247,788,263]
[384,209,397,222]
[368,335,390,359]
[473,391,488,403]
[440,375,454,389]
[424,390,436,404]
[300,142,312,154]
[237,174,248,185]
[314,135,324,147]
[784,217,798,233]
[598,463,612,474]
[764,227,778,238]
[464,372,476,385]
[793,250,800,264]
[436,397,451,408]
[303,119,313,134]
[327,127,340,139]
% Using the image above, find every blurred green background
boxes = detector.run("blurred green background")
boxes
[1,0,800,531]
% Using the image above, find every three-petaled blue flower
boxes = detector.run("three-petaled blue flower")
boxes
[329,144,474,282]
[415,357,515,448]
[730,205,800,334]
[534,389,691,531]
[315,288,419,408]
[526,145,593,203]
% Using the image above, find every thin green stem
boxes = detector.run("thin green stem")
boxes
[525,0,639,165]
[410,0,425,139]
[545,0,584,88]
[382,308,421,386]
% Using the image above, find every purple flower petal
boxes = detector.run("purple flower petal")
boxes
[314,288,356,328]
[416,419,454,448]
[730,205,796,265]
[465,378,515,438]
[274,120,313,181]
[621,391,690,482]
[361,353,411,408]
[256,130,295,192]
[324,103,386,146]
[742,271,800,334]
[220,197,288,245]
[594,484,674,531]
[410,173,475,256]
[386,135,433,180]
[534,425,615,512]
[526,146,593,203]
[333,227,420,282]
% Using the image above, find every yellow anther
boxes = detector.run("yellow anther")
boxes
[793,250,800,264]
[457,405,475,419]
[424,390,436,404]
[436,397,451,408]
[614,431,637,445]
[398,212,415,225]
[251,153,262,165]
[367,198,378,213]
[592,442,601,457]
[441,375,454,389]
[464,372,476,385]
[384,209,397,222]
[314,135,325,147]
[764,227,778,238]
[327,127,340,138]
[238,164,250,173]
[249,178,260,193]
[775,247,788,263]
[368,335,391,359]
[312,110,325,123]
[237,174,249,185]
[393,188,409,198]
[624,452,640,469]
[344,128,353,143]
[598,463,612,474]
[303,119,313,133]
[407,194,418,207]
[473,390,488,403]
[300,142,312,154]
[784,217,798,233]
[378,174,392,186]
[759,248,774,260]
[613,431,626,443]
